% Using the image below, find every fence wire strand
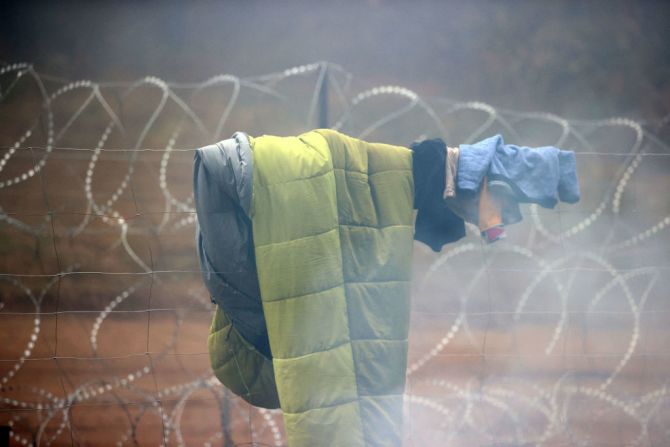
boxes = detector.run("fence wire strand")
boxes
[1,61,670,446]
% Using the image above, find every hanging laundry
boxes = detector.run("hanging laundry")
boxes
[414,138,508,247]
[457,134,580,208]
[442,172,508,243]
[251,129,413,447]
[443,146,459,199]
[196,129,580,447]
[199,129,417,447]
[412,134,580,245]
[478,177,506,243]
[410,139,465,252]
[193,133,268,353]
[488,179,524,225]
[193,132,279,409]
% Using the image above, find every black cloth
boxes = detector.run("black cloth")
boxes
[410,138,466,252]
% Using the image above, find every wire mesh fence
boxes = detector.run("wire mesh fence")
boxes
[1,61,669,446]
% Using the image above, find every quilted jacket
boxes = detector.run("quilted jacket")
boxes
[198,129,414,446]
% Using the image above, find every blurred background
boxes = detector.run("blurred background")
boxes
[1,1,670,446]
[3,0,670,121]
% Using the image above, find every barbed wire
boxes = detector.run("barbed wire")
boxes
[3,145,670,156]
[1,60,669,446]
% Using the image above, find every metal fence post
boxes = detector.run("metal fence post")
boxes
[318,63,329,128]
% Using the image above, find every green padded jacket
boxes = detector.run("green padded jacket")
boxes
[250,129,414,446]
